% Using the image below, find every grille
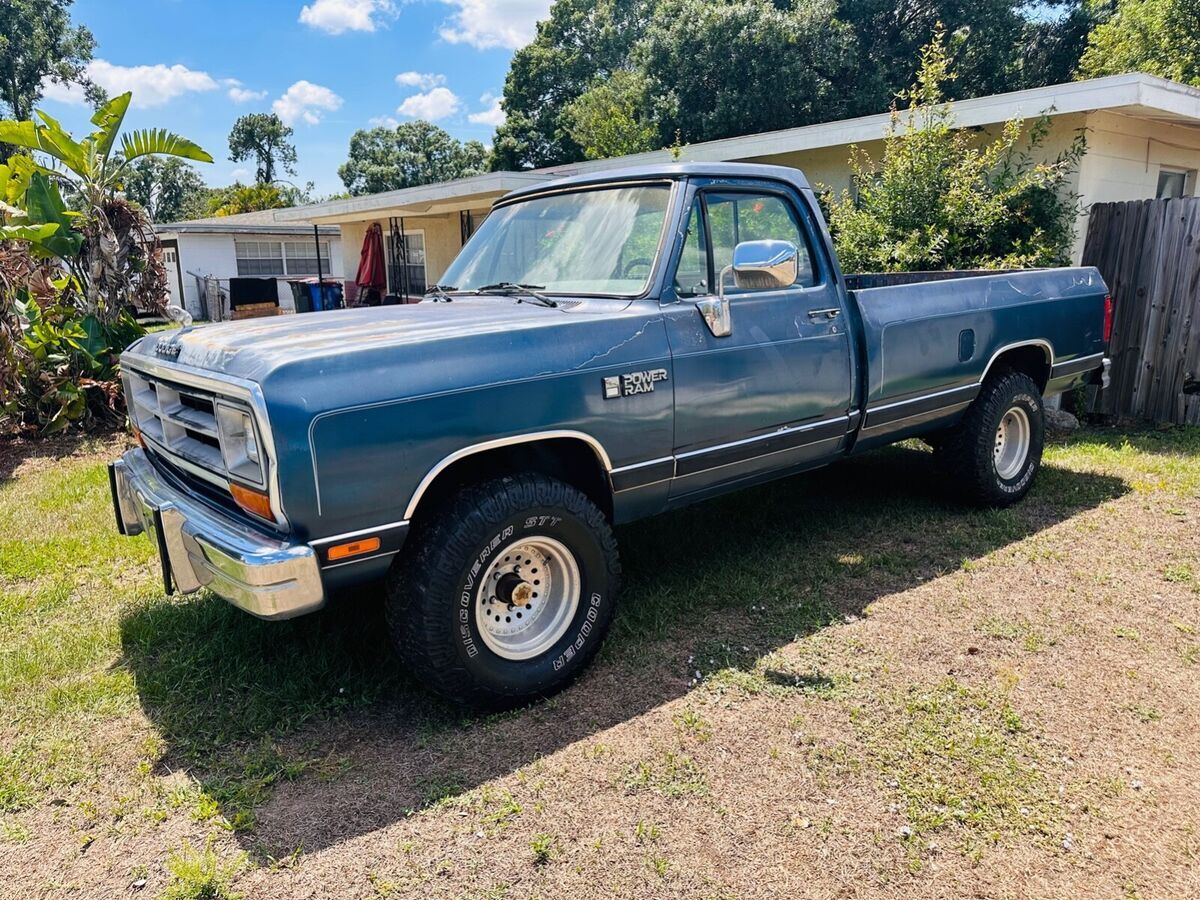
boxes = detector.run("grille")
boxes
[126,369,228,483]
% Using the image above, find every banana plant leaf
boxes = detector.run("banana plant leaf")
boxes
[0,120,38,150]
[32,111,87,175]
[78,314,109,360]
[120,128,213,164]
[25,173,83,258]
[88,93,132,161]
[0,222,60,242]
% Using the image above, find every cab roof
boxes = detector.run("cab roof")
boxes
[498,162,812,205]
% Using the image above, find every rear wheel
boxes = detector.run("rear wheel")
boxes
[935,371,1044,507]
[386,473,620,708]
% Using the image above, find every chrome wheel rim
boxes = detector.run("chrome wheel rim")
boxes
[994,406,1031,480]
[476,536,580,660]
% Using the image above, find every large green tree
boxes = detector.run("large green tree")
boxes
[227,113,298,184]
[0,0,102,123]
[123,157,208,223]
[338,121,488,195]
[1018,0,1110,88]
[563,70,658,160]
[490,0,653,170]
[490,0,1100,169]
[636,0,855,146]
[1076,0,1200,86]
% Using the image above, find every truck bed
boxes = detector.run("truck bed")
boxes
[844,269,1028,291]
[848,267,1109,450]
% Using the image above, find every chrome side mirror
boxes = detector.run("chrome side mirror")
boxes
[696,295,731,338]
[695,239,799,338]
[731,239,798,290]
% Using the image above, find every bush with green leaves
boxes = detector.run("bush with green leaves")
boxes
[7,294,142,433]
[825,31,1085,273]
[0,91,211,434]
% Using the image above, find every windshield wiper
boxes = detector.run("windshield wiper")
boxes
[425,283,456,302]
[474,282,558,308]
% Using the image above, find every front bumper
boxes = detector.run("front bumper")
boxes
[110,448,324,619]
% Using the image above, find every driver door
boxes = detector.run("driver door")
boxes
[663,181,854,499]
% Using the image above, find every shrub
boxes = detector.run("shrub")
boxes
[0,92,210,435]
[1,261,143,434]
[825,29,1085,273]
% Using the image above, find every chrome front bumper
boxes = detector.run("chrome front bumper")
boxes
[109,448,324,620]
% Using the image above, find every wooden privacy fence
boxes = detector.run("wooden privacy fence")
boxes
[1081,198,1200,424]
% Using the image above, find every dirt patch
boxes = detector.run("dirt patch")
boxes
[2,431,1199,898]
[0,430,128,482]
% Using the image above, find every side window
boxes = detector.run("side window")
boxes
[673,198,710,298]
[703,192,817,291]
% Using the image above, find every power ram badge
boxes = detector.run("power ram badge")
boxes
[602,368,669,399]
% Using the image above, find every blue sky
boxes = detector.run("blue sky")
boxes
[38,0,551,195]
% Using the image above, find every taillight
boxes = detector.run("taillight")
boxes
[1103,295,1113,343]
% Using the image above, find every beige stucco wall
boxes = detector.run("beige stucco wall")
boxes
[339,209,496,294]
[1074,110,1200,259]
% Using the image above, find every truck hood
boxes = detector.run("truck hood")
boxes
[125,299,634,383]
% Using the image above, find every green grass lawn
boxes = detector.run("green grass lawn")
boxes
[1,425,1197,897]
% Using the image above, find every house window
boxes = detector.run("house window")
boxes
[1156,168,1195,199]
[283,240,332,275]
[388,231,426,296]
[235,240,284,276]
[235,239,333,276]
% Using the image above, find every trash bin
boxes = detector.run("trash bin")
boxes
[290,281,313,314]
[308,281,343,312]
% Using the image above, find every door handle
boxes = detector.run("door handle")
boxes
[808,307,841,320]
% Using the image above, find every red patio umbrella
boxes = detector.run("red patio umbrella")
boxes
[355,222,387,302]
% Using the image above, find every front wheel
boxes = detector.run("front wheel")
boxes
[935,371,1045,507]
[386,473,620,708]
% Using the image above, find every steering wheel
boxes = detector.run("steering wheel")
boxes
[621,257,654,279]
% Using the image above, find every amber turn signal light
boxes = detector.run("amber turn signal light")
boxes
[229,483,274,521]
[326,537,381,561]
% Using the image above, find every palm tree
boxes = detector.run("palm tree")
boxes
[0,92,212,321]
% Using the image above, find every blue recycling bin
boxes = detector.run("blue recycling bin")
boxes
[307,281,343,312]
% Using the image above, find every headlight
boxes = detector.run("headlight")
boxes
[215,402,265,485]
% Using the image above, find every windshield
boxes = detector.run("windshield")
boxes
[440,184,671,297]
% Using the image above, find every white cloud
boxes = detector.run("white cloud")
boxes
[299,0,395,34]
[438,0,551,50]
[40,59,219,108]
[230,167,253,182]
[468,92,505,127]
[273,80,343,125]
[395,71,446,90]
[225,80,268,103]
[39,79,89,106]
[369,115,400,128]
[397,86,461,121]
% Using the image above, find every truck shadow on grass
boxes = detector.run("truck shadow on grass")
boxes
[118,442,1129,857]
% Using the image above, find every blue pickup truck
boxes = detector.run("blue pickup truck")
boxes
[110,162,1111,705]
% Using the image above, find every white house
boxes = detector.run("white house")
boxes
[275,72,1200,293]
[154,209,342,318]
